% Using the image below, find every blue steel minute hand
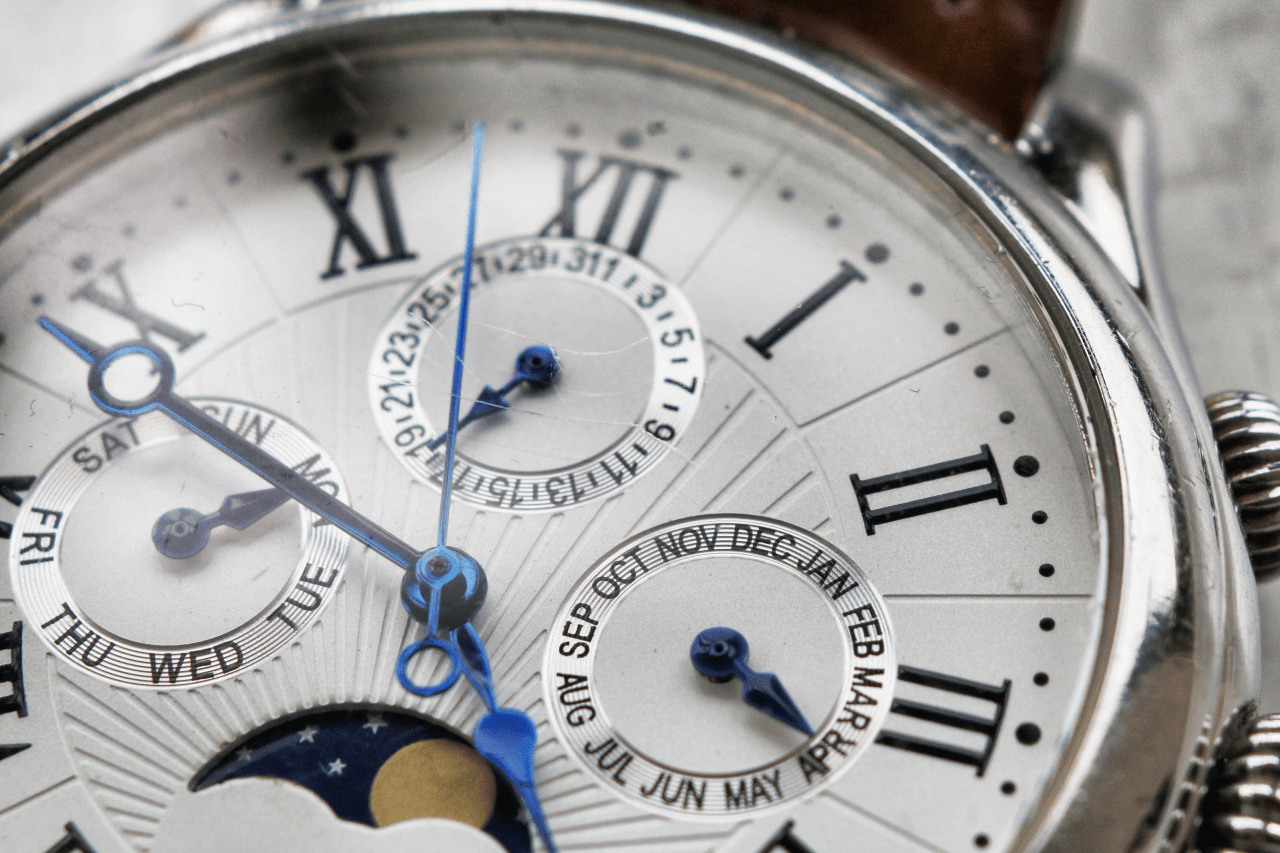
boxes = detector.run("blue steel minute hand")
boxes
[38,315,425,574]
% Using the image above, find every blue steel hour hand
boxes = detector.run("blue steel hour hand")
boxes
[425,344,560,451]
[152,487,290,559]
[691,627,814,736]
[454,625,557,853]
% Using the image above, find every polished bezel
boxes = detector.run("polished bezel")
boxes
[0,2,1258,851]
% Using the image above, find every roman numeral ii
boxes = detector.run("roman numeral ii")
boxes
[850,445,1006,534]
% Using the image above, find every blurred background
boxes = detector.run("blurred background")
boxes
[4,0,1280,703]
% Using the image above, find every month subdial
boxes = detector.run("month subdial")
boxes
[9,399,349,688]
[368,235,704,511]
[545,514,897,817]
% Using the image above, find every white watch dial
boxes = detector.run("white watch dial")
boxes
[0,9,1104,853]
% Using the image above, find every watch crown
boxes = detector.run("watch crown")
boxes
[1207,391,1280,580]
[1201,713,1280,853]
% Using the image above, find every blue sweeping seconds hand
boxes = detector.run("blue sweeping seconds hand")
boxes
[398,123,560,853]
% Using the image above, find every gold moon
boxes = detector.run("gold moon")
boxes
[369,739,497,829]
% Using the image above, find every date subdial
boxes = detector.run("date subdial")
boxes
[368,236,704,511]
[9,398,349,688]
[544,514,896,817]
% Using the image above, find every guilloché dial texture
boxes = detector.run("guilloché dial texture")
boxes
[0,10,1103,853]
[368,235,704,510]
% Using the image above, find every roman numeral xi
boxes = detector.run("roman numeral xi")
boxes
[303,153,417,280]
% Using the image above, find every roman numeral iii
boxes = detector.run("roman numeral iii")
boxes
[875,665,1011,776]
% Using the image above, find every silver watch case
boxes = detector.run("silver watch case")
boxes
[0,2,1259,851]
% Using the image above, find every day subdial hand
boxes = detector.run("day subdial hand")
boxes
[424,345,561,452]
[9,392,349,688]
[152,486,289,559]
[691,627,814,736]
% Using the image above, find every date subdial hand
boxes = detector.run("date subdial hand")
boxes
[424,344,560,452]
[691,626,814,736]
[152,487,290,559]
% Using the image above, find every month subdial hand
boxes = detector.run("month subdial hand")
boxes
[425,345,560,452]
[691,626,814,736]
[152,487,290,559]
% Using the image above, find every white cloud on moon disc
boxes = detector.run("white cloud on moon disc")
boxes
[150,778,507,853]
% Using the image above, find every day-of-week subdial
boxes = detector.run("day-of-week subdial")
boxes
[9,399,349,688]
[545,515,896,817]
[368,236,703,511]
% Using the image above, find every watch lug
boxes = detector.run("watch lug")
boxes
[1018,67,1189,357]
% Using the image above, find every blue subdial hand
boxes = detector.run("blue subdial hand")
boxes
[424,344,561,452]
[152,486,291,559]
[691,627,815,736]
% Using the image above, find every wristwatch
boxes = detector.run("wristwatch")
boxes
[1,2,1275,852]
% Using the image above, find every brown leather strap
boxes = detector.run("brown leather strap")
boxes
[683,0,1075,139]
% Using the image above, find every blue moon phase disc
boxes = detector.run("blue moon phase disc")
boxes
[192,704,530,853]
